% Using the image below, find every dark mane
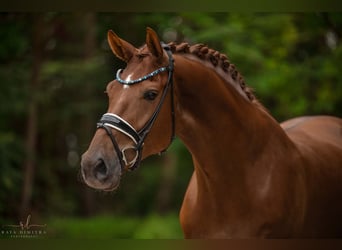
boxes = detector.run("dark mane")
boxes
[168,42,258,104]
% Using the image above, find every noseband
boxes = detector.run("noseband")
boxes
[97,44,175,171]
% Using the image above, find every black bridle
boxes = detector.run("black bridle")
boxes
[96,44,175,171]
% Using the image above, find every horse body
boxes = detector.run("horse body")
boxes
[81,28,342,238]
[174,52,342,238]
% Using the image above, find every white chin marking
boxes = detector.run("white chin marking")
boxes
[123,85,130,89]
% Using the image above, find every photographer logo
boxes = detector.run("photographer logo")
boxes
[1,214,47,238]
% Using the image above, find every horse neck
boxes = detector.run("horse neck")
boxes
[173,54,297,199]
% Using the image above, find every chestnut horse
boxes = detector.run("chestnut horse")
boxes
[81,28,342,238]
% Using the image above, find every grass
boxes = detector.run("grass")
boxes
[47,213,183,239]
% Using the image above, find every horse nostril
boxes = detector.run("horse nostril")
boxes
[94,159,108,181]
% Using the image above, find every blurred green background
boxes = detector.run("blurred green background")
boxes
[0,12,341,239]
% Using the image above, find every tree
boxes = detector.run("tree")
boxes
[20,13,48,218]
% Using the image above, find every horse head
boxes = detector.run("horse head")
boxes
[81,28,175,191]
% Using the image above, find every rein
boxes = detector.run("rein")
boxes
[97,43,175,171]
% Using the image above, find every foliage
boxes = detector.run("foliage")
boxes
[47,213,182,239]
[0,13,341,238]
[133,213,183,239]
[138,13,342,120]
[47,215,140,239]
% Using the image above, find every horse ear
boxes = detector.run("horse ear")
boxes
[107,30,136,62]
[146,27,163,62]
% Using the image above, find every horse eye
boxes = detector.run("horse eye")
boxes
[143,90,158,101]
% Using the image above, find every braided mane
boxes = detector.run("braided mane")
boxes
[168,42,257,103]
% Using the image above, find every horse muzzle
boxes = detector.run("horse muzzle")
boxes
[80,152,121,191]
